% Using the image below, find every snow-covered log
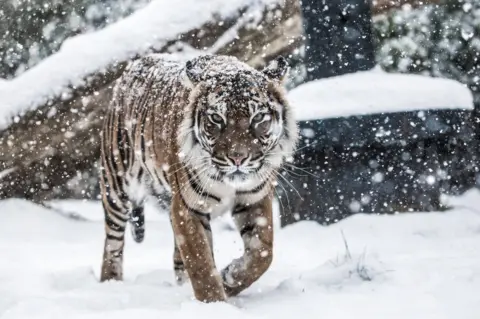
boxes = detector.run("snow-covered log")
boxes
[0,0,302,201]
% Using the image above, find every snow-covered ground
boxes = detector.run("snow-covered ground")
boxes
[1,190,480,319]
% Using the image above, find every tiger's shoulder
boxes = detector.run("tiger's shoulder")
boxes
[118,53,266,90]
[115,54,185,90]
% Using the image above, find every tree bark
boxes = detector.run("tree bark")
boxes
[0,0,302,201]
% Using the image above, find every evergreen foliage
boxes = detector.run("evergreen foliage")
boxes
[374,0,480,104]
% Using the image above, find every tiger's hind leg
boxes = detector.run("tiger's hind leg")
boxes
[100,170,130,282]
[171,209,214,286]
[164,193,190,286]
[173,237,188,285]
[151,189,190,285]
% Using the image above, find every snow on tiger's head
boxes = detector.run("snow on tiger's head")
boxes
[178,55,298,187]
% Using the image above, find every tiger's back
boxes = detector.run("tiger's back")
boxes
[99,53,298,303]
[100,55,185,244]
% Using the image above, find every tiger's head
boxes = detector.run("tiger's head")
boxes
[178,55,298,188]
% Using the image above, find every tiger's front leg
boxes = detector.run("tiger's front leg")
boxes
[170,192,226,302]
[222,195,274,297]
[172,216,214,286]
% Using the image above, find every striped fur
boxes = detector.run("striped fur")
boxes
[99,54,298,302]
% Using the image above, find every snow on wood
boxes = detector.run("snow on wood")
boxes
[289,67,474,121]
[0,0,284,129]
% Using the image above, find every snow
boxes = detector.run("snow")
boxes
[289,67,474,121]
[0,0,280,130]
[2,190,480,318]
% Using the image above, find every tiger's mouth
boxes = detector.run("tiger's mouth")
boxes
[227,170,248,182]
[214,166,250,180]
[206,153,268,185]
[230,170,246,177]
[224,170,251,187]
[225,165,250,176]
[212,160,262,175]
[219,162,267,185]
[207,162,252,181]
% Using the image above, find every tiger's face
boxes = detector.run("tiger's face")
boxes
[198,87,284,184]
[179,55,298,188]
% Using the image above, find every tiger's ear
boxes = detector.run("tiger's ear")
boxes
[262,56,289,83]
[186,60,201,82]
[182,59,203,88]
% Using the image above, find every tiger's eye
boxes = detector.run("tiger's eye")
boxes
[211,113,223,124]
[252,113,264,123]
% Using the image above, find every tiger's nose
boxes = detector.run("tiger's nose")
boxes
[227,152,248,166]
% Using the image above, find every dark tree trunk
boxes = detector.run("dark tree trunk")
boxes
[300,0,376,80]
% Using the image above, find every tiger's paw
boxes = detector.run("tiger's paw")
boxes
[100,261,123,282]
[174,268,189,286]
[221,264,242,297]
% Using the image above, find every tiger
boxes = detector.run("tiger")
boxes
[99,53,298,303]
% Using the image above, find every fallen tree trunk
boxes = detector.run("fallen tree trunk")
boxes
[0,0,302,201]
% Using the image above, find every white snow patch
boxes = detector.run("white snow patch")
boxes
[1,189,480,318]
[289,67,474,121]
[0,0,280,130]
